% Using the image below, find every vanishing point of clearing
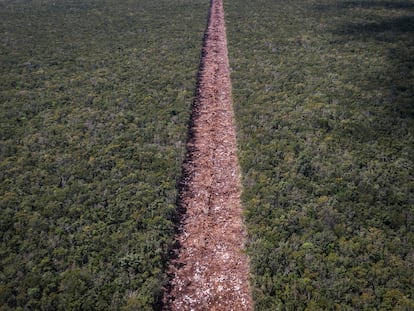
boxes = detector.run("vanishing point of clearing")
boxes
[163,0,252,309]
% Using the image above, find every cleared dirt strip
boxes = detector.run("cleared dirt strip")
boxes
[163,0,252,309]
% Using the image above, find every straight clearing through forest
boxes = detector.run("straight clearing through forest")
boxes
[163,0,252,309]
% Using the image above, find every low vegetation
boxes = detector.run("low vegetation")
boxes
[0,0,207,309]
[226,0,414,309]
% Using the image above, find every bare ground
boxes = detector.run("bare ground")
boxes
[163,0,252,310]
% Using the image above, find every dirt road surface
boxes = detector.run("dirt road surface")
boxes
[163,0,252,310]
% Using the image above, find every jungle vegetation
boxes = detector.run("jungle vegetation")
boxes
[225,0,414,309]
[1,0,413,310]
[0,0,207,309]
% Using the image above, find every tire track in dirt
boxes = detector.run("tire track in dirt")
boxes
[163,0,252,310]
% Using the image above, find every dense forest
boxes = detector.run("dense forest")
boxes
[0,0,207,309]
[1,0,413,310]
[226,0,414,309]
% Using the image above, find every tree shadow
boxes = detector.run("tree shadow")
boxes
[338,15,414,37]
[315,0,414,12]
[315,1,414,119]
[339,0,414,10]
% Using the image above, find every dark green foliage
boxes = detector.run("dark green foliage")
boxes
[0,0,207,309]
[225,0,414,309]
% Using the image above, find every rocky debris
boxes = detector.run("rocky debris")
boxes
[163,0,252,310]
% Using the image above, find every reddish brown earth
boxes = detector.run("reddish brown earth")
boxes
[163,0,252,310]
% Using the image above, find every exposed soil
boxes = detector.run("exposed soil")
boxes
[163,0,252,310]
